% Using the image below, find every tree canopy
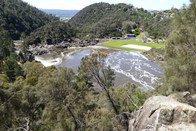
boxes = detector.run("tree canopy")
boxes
[0,0,59,40]
[163,0,196,93]
[24,21,76,46]
[69,2,172,39]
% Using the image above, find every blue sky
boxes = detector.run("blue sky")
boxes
[22,0,190,10]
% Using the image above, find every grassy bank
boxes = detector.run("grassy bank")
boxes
[102,40,164,51]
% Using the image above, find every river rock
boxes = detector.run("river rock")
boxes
[78,39,100,47]
[27,39,101,55]
[129,95,196,131]
[55,42,70,48]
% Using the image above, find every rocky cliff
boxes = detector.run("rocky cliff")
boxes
[129,94,196,131]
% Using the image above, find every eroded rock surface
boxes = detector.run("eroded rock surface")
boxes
[129,95,196,131]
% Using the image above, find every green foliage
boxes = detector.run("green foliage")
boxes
[35,67,96,130]
[0,0,59,40]
[0,29,23,81]
[111,83,147,112]
[163,0,196,94]
[79,51,121,117]
[79,52,115,90]
[143,15,172,39]
[2,56,23,81]
[0,2,172,129]
[69,3,156,38]
[102,39,164,51]
[0,29,15,61]
[0,58,149,130]
[24,21,76,46]
[0,62,54,130]
[125,24,133,34]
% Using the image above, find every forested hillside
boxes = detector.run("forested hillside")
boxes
[0,0,195,130]
[24,21,76,46]
[24,2,174,46]
[0,28,24,81]
[0,0,59,40]
[69,2,172,39]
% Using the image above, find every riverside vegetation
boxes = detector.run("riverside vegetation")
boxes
[0,0,196,130]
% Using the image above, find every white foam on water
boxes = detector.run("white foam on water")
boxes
[35,56,62,67]
[105,51,162,90]
[68,47,82,49]
[87,45,108,49]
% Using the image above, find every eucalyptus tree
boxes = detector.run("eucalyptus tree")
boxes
[79,52,118,114]
[37,67,96,130]
[164,0,196,93]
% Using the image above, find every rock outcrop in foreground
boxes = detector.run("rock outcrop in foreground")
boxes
[129,95,196,131]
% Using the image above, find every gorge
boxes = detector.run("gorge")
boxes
[35,45,162,90]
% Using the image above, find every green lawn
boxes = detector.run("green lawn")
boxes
[102,39,164,51]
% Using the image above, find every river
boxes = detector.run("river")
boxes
[35,46,162,90]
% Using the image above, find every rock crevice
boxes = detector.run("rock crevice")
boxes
[129,95,196,131]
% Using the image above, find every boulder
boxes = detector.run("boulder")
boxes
[169,92,196,107]
[129,95,196,131]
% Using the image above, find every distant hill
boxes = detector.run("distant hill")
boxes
[69,3,153,38]
[69,2,172,39]
[40,9,79,20]
[0,0,59,40]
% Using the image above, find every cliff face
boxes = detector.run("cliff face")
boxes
[129,94,196,131]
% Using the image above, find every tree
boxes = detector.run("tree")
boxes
[79,54,148,130]
[163,0,196,93]
[2,57,23,81]
[24,21,76,46]
[111,83,146,112]
[125,24,133,34]
[0,0,58,40]
[79,52,118,114]
[14,85,42,131]
[0,29,14,62]
[0,28,23,81]
[37,67,96,130]
[109,83,146,131]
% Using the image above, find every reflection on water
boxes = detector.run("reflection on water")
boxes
[58,49,92,72]
[58,48,162,90]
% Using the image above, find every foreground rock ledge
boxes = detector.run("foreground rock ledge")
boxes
[129,95,196,131]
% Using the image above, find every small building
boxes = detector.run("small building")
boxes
[124,34,135,38]
[111,37,123,40]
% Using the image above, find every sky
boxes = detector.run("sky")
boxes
[22,0,190,10]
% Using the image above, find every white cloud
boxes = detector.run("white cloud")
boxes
[146,0,153,2]
[160,0,166,3]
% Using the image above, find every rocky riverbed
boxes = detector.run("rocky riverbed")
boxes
[28,38,104,55]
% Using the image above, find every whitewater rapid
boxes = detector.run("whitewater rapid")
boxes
[105,51,162,90]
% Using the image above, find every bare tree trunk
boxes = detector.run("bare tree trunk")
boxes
[103,87,119,114]
[67,106,80,131]
[25,117,30,131]
[14,117,30,131]
[127,95,139,109]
